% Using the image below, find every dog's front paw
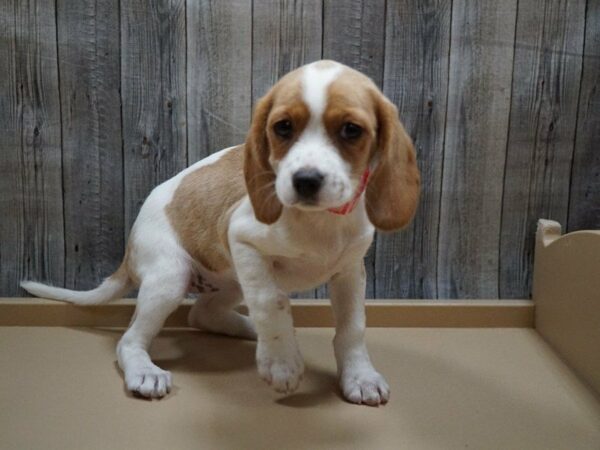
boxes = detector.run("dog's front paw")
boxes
[340,367,390,406]
[125,364,172,398]
[256,339,304,394]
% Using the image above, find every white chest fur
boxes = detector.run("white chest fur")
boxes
[229,197,374,293]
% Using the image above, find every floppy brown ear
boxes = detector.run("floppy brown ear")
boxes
[366,94,420,231]
[244,93,283,224]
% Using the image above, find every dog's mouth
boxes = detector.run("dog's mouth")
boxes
[289,194,353,212]
[292,200,324,211]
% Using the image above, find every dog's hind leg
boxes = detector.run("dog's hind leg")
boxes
[116,268,189,398]
[188,282,257,340]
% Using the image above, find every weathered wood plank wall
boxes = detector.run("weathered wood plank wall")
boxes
[121,0,188,235]
[377,0,450,299]
[1,0,65,296]
[439,0,518,298]
[500,0,586,298]
[58,0,124,290]
[188,0,252,162]
[1,0,598,298]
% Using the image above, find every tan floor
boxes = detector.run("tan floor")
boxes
[1,327,599,450]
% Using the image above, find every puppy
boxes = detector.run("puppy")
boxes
[22,60,420,406]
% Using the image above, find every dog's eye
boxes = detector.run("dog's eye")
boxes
[340,122,363,140]
[273,120,293,138]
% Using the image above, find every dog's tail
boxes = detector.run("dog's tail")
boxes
[21,261,132,306]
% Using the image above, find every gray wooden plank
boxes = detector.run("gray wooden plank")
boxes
[121,0,188,234]
[323,0,385,299]
[252,0,323,298]
[252,0,323,103]
[0,0,64,296]
[376,0,451,300]
[438,0,517,298]
[57,0,125,290]
[187,0,252,162]
[568,0,600,232]
[323,0,385,87]
[500,0,586,298]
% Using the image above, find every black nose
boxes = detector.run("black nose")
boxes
[292,168,324,199]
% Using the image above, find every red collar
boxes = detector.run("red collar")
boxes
[327,169,371,215]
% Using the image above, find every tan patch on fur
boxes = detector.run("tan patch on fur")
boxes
[244,68,308,224]
[366,94,421,231]
[267,101,310,161]
[323,71,379,177]
[217,198,243,257]
[167,146,247,272]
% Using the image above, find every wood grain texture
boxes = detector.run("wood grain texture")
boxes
[376,0,451,299]
[323,0,385,87]
[323,0,385,299]
[0,0,65,296]
[253,0,323,103]
[187,0,252,162]
[57,0,125,289]
[121,0,187,234]
[500,0,586,298]
[438,0,517,298]
[568,0,600,232]
[0,1,597,299]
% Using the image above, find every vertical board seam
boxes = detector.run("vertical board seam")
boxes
[374,0,389,298]
[436,0,454,299]
[381,0,387,90]
[251,0,254,117]
[15,0,26,293]
[184,0,189,166]
[566,0,589,232]
[498,0,520,297]
[54,0,66,287]
[118,0,126,244]
[320,0,324,59]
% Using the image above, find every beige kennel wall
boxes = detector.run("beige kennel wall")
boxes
[534,220,600,395]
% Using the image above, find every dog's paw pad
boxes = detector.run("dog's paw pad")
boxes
[341,369,390,406]
[126,366,172,398]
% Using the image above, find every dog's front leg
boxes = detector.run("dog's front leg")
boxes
[230,241,304,394]
[329,261,390,405]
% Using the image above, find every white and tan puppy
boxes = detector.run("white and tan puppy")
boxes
[22,61,420,406]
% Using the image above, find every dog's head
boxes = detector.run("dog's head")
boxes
[244,60,420,231]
